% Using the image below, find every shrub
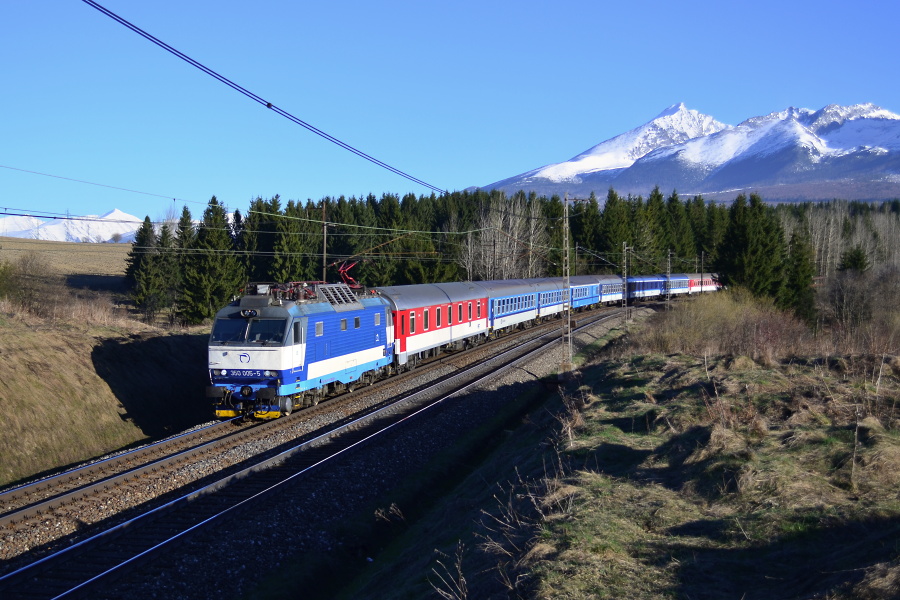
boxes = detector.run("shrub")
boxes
[629,289,812,362]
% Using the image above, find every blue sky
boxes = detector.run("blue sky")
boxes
[2,0,897,222]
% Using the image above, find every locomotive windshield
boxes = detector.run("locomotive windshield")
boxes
[210,318,287,345]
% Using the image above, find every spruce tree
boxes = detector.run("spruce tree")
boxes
[598,188,631,272]
[717,193,787,300]
[124,216,157,287]
[174,205,196,267]
[270,200,309,283]
[716,194,749,288]
[780,225,817,325]
[666,190,695,261]
[543,195,565,276]
[155,223,179,318]
[631,191,666,275]
[573,192,602,255]
[705,201,730,266]
[686,195,709,258]
[745,193,786,299]
[179,197,245,324]
[838,245,870,273]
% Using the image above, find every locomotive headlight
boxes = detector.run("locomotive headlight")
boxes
[264,370,274,377]
[240,386,253,397]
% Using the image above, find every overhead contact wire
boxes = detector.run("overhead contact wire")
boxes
[81,0,448,195]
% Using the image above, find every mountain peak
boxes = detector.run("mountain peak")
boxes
[484,102,900,202]
[654,102,688,119]
[521,104,729,183]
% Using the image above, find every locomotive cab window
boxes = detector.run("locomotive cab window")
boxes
[293,322,303,345]
[248,319,286,344]
[210,319,248,344]
[375,313,381,326]
[315,321,324,337]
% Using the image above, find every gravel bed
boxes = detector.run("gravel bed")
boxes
[88,312,630,600]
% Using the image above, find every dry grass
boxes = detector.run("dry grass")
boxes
[0,316,144,485]
[0,241,211,488]
[512,349,900,600]
[0,236,130,277]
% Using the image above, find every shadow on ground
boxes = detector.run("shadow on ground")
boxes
[659,513,900,600]
[91,333,211,437]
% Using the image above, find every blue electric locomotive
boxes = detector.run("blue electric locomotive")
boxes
[207,282,393,419]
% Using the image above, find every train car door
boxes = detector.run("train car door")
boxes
[292,318,307,374]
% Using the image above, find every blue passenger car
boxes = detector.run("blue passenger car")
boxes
[666,274,690,296]
[598,275,625,303]
[478,279,542,333]
[627,275,666,299]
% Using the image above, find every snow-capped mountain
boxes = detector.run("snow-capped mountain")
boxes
[0,209,143,243]
[485,103,900,202]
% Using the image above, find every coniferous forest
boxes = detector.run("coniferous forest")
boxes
[125,187,900,336]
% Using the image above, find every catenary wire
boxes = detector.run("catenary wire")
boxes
[81,0,448,195]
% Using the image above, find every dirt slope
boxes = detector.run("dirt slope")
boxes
[0,317,210,487]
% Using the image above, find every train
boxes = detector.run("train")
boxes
[206,273,719,419]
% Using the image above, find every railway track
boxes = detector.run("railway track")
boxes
[0,306,624,599]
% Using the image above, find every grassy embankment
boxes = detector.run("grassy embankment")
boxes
[0,238,209,487]
[313,292,900,600]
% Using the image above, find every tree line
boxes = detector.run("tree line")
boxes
[125,188,900,326]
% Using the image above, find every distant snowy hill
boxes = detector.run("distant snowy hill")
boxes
[484,103,900,202]
[0,209,142,243]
